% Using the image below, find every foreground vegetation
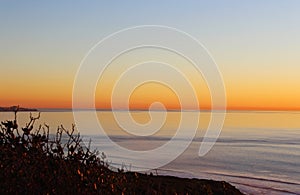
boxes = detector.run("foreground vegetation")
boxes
[0,108,243,194]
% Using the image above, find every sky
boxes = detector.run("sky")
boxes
[1,0,300,110]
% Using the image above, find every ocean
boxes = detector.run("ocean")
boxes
[1,110,299,194]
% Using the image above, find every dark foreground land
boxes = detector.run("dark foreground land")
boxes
[0,111,243,195]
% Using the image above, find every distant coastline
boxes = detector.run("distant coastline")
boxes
[0,106,38,112]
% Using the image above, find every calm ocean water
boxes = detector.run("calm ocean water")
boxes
[1,111,299,194]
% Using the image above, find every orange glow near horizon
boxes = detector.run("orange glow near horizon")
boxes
[2,78,300,111]
[1,42,300,111]
[2,94,300,111]
[2,66,300,111]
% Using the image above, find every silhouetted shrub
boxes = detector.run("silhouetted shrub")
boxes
[0,107,243,195]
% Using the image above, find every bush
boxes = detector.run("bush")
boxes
[0,107,243,195]
[0,109,136,194]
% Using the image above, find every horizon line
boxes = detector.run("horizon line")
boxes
[2,105,300,112]
[35,107,300,112]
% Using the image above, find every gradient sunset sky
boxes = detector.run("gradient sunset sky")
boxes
[1,1,300,110]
